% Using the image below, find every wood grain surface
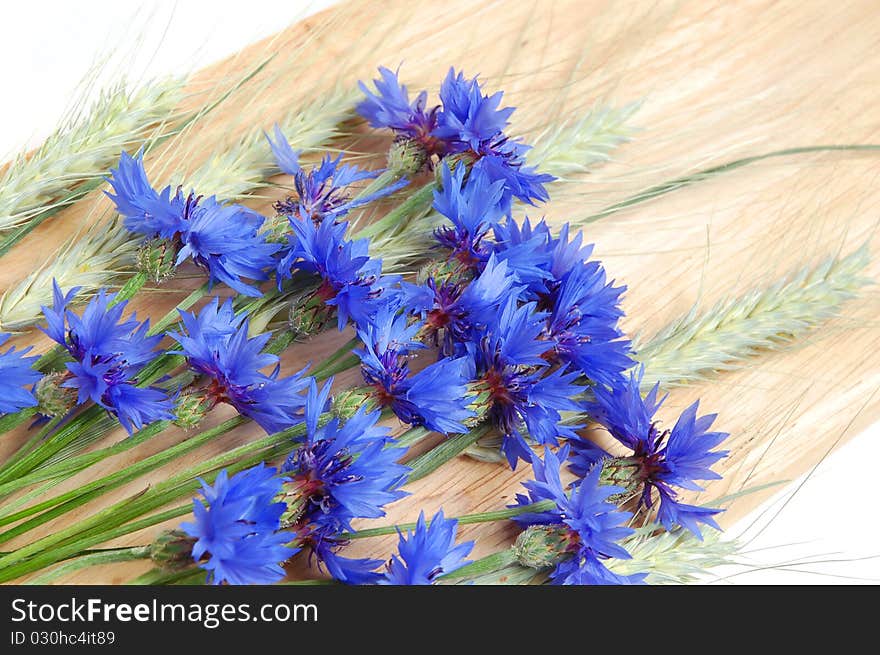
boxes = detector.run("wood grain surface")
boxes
[2,0,880,583]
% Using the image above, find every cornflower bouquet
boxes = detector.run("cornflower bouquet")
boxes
[0,1,876,588]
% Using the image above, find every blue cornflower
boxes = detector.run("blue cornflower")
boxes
[40,281,174,433]
[281,379,410,583]
[358,67,553,208]
[490,216,554,292]
[471,147,553,214]
[181,464,295,585]
[0,334,40,415]
[514,447,644,585]
[433,164,506,268]
[356,305,473,434]
[406,253,521,356]
[106,150,279,296]
[571,367,728,538]
[469,299,583,467]
[491,220,633,388]
[434,69,512,148]
[168,298,310,434]
[267,126,408,222]
[357,66,444,157]
[435,68,553,210]
[542,259,632,388]
[276,215,395,330]
[380,510,473,585]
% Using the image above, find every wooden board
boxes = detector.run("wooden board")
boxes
[2,0,880,583]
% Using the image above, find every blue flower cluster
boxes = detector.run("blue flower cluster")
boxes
[61,67,732,587]
[570,366,729,538]
[279,378,410,583]
[380,509,473,585]
[182,464,294,585]
[106,151,279,296]
[514,447,645,585]
[342,158,632,468]
[358,66,553,212]
[40,282,174,433]
[169,298,310,435]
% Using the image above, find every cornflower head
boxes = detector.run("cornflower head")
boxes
[357,66,445,161]
[467,298,583,467]
[570,367,728,539]
[168,298,310,434]
[434,68,554,211]
[280,379,410,584]
[267,126,408,226]
[105,150,279,295]
[39,281,174,433]
[0,334,40,415]
[278,215,397,331]
[379,509,474,585]
[179,464,295,585]
[428,167,631,388]
[513,447,645,585]
[492,220,633,388]
[432,164,506,269]
[358,67,553,208]
[354,303,474,434]
[405,252,522,357]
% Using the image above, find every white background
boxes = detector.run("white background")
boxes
[1,0,878,583]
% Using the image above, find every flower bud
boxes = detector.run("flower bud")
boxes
[149,529,197,569]
[172,391,213,430]
[599,456,643,505]
[136,237,178,284]
[514,525,572,569]
[278,484,309,529]
[433,151,476,185]
[388,137,428,176]
[461,381,491,428]
[262,212,292,244]
[34,372,77,418]
[287,290,334,340]
[331,386,378,421]
[416,258,467,286]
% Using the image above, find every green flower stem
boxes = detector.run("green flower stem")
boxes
[1,422,524,582]
[0,326,310,520]
[145,282,210,337]
[404,424,491,482]
[440,548,518,581]
[352,169,403,203]
[395,425,432,450]
[345,500,554,540]
[0,418,230,536]
[0,370,193,485]
[0,420,173,504]
[309,337,360,379]
[0,505,191,584]
[0,413,330,581]
[0,415,66,481]
[581,144,880,224]
[0,479,59,519]
[0,438,295,583]
[356,181,436,240]
[314,353,361,380]
[26,546,151,585]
